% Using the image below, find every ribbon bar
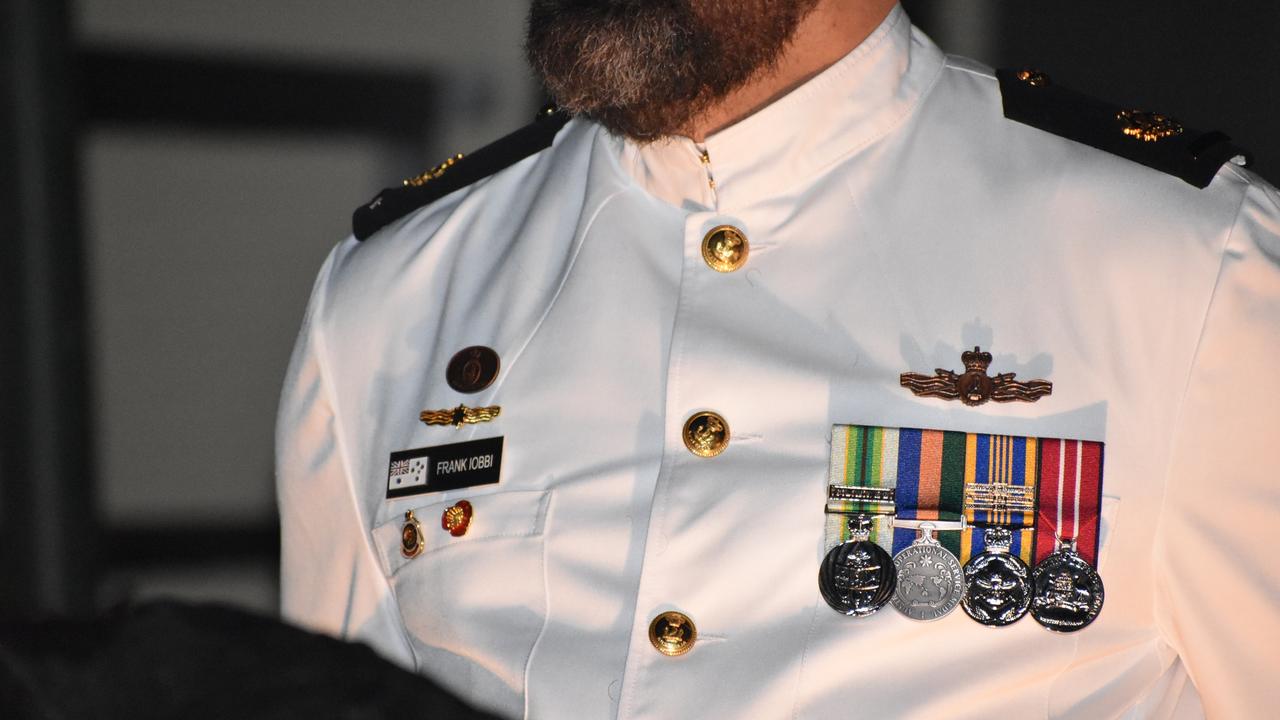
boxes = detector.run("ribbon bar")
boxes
[829,424,1106,568]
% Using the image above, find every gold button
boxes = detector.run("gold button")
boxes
[400,510,424,558]
[701,225,749,273]
[683,411,729,458]
[649,611,697,657]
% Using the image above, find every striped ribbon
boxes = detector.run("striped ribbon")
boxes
[826,425,897,553]
[829,425,1105,568]
[1034,438,1104,566]
[960,433,1038,565]
[889,428,965,560]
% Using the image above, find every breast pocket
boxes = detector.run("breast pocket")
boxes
[372,489,552,716]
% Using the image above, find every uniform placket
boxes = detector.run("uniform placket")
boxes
[616,186,762,716]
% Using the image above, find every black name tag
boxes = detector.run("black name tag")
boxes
[386,436,503,499]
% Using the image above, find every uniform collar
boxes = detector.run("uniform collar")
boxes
[616,4,944,211]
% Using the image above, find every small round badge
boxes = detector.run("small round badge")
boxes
[446,346,500,394]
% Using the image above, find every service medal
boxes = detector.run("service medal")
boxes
[1030,538,1104,632]
[891,523,963,621]
[819,515,896,617]
[961,527,1031,627]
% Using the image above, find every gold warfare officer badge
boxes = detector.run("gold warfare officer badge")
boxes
[420,404,501,427]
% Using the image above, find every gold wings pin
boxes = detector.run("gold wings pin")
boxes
[900,347,1052,407]
[420,404,501,427]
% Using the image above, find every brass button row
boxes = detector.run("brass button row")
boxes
[663,226,742,657]
[701,225,748,273]
[665,412,722,656]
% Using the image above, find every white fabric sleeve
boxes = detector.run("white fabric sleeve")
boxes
[1155,178,1280,717]
[275,245,415,668]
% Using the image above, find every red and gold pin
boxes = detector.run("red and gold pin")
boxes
[441,500,473,537]
[400,510,424,558]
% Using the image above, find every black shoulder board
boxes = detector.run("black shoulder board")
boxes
[997,68,1251,189]
[352,109,571,241]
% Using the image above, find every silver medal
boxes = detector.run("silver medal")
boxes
[961,527,1031,627]
[1031,538,1105,632]
[891,523,963,621]
[819,515,896,617]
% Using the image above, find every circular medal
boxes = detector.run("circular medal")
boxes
[1030,540,1104,632]
[891,525,963,621]
[820,539,896,617]
[961,527,1031,627]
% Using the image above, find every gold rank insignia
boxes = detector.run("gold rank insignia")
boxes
[420,404,501,428]
[1014,68,1050,87]
[1116,109,1184,143]
[403,153,464,187]
[900,346,1052,407]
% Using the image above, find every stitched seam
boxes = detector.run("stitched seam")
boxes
[522,491,556,720]
[802,46,947,184]
[945,56,996,79]
[486,143,629,397]
[1146,178,1250,652]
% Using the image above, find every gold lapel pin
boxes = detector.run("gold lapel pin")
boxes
[900,346,1052,407]
[420,404,501,428]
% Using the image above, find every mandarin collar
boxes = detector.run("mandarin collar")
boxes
[615,4,945,211]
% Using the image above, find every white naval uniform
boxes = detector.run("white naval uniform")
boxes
[276,6,1280,718]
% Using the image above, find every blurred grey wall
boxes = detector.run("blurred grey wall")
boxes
[75,0,540,613]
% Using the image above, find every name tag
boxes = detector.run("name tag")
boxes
[386,436,504,499]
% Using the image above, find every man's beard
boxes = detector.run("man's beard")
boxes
[526,0,820,140]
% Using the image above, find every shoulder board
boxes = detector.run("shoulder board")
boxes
[996,68,1251,189]
[352,108,571,241]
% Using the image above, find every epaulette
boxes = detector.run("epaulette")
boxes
[997,68,1251,189]
[352,107,571,241]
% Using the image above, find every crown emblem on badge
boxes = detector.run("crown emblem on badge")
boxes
[961,347,993,372]
[900,346,1053,407]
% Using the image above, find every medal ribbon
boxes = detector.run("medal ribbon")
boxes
[831,426,1105,567]
[1033,438,1105,566]
[889,428,965,560]
[960,433,1039,565]
[827,425,897,553]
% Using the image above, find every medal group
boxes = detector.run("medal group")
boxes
[819,425,1105,633]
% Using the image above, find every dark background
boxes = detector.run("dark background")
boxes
[3,1,1276,620]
